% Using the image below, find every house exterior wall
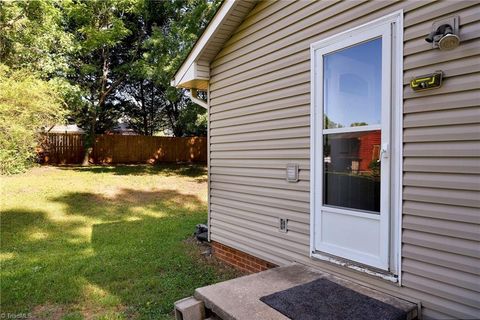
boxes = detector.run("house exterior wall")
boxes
[207,1,480,319]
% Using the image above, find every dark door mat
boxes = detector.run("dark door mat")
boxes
[260,278,408,320]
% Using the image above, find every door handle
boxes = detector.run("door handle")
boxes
[380,143,389,159]
[377,143,389,162]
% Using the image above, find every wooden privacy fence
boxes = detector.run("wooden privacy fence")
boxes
[39,133,85,164]
[39,134,207,164]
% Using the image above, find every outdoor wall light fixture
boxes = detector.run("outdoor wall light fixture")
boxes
[425,16,460,51]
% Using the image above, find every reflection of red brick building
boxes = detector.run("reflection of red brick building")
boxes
[358,130,381,171]
[327,130,381,174]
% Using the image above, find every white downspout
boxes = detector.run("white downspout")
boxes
[206,84,211,242]
[186,86,211,242]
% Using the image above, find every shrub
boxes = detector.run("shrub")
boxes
[0,65,65,174]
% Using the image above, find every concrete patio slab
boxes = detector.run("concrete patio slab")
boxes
[194,263,417,320]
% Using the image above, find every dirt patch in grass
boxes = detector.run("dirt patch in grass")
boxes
[30,304,67,320]
[30,303,130,320]
[184,237,246,280]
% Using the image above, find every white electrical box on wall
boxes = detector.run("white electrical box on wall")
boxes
[286,163,299,182]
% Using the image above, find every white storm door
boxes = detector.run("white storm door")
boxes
[313,24,392,270]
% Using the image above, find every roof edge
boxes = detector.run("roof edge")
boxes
[172,0,239,89]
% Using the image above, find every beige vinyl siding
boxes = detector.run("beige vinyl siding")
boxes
[196,60,210,79]
[196,0,256,62]
[208,1,480,319]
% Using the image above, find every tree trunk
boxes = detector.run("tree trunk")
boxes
[82,118,96,166]
[140,81,148,135]
[82,141,93,166]
[82,146,93,166]
[83,97,101,166]
[149,83,154,136]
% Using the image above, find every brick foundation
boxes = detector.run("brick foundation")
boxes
[211,241,277,274]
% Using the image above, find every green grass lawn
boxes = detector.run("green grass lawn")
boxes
[0,165,238,319]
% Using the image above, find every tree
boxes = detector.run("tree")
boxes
[0,0,73,77]
[0,66,65,174]
[0,1,71,174]
[351,122,368,127]
[324,115,344,129]
[119,80,207,137]
[130,0,219,137]
[178,103,207,136]
[0,0,220,173]
[63,0,148,164]
[119,79,165,136]
[0,0,80,116]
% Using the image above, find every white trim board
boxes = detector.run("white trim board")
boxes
[309,10,404,283]
[173,0,236,87]
[171,0,256,89]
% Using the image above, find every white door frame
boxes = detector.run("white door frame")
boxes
[309,11,403,281]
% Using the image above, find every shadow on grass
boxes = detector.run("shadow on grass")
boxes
[49,188,205,222]
[59,164,207,178]
[0,188,230,319]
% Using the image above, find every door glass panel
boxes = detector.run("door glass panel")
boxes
[323,38,382,129]
[323,130,381,212]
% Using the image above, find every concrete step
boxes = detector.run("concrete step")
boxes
[174,296,205,320]
[173,296,223,320]
[194,263,418,320]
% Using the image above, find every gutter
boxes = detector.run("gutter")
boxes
[188,89,208,109]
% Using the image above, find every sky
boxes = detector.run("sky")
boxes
[323,38,382,129]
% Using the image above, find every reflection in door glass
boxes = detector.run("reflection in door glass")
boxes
[323,131,381,213]
[323,38,382,129]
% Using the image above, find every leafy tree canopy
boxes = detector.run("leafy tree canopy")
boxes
[0,0,219,171]
[0,65,65,174]
[0,0,73,77]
